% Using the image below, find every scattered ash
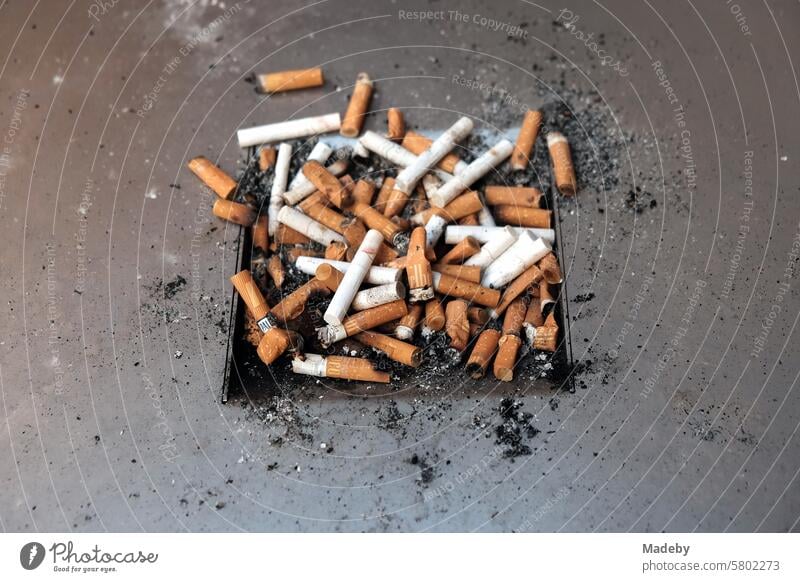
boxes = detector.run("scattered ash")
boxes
[495,398,540,458]
[240,394,316,445]
[163,275,187,299]
[573,292,595,303]
[409,453,436,485]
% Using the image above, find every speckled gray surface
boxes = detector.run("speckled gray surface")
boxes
[1,0,799,532]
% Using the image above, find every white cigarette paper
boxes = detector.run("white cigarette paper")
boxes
[237,113,341,148]
[287,142,333,191]
[394,117,473,194]
[445,225,555,245]
[268,143,292,235]
[477,194,496,226]
[425,214,447,248]
[294,257,402,285]
[351,282,406,311]
[277,205,344,246]
[282,159,348,205]
[292,354,328,377]
[360,131,454,182]
[481,231,551,289]
[324,229,383,326]
[464,226,518,268]
[428,139,514,207]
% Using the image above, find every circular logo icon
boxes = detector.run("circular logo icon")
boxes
[20,542,45,570]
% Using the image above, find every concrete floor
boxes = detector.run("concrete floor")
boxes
[2,0,800,532]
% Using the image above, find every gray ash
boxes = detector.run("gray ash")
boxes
[495,398,540,458]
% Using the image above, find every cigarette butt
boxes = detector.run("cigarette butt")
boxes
[439,236,481,264]
[424,214,447,255]
[257,328,302,365]
[258,67,324,93]
[467,306,489,325]
[237,113,341,148]
[325,355,390,383]
[445,299,470,351]
[252,215,269,252]
[387,108,405,142]
[446,225,555,246]
[406,227,434,302]
[258,147,277,171]
[490,264,543,319]
[213,198,256,226]
[315,263,345,292]
[351,281,406,311]
[266,254,286,288]
[316,299,408,346]
[277,205,345,246]
[270,278,329,322]
[432,264,482,284]
[269,143,292,235]
[300,198,348,234]
[469,322,482,337]
[373,177,395,214]
[540,280,556,312]
[484,186,543,208]
[283,158,349,206]
[493,205,552,228]
[481,231,551,290]
[325,229,383,326]
[424,299,446,331]
[493,335,522,382]
[352,179,376,205]
[502,297,527,336]
[244,312,261,347]
[432,272,501,308]
[188,156,237,199]
[524,294,544,327]
[375,242,399,264]
[413,190,483,225]
[466,329,501,379]
[383,188,410,218]
[294,256,402,285]
[325,241,348,261]
[302,160,350,208]
[511,109,543,170]
[547,132,577,196]
[272,224,311,246]
[395,303,423,340]
[532,312,559,352]
[356,330,421,367]
[458,214,479,226]
[351,201,404,244]
[230,269,271,331]
[538,252,563,284]
[464,225,518,269]
[340,72,373,138]
[342,216,367,249]
[402,130,463,175]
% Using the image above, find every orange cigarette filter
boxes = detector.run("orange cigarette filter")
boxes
[230,269,270,322]
[340,72,374,138]
[300,198,347,234]
[502,297,527,336]
[259,147,276,171]
[315,263,345,292]
[434,273,501,308]
[547,132,578,196]
[511,109,543,170]
[484,186,542,208]
[466,329,501,379]
[538,252,563,284]
[439,236,481,264]
[244,312,261,347]
[395,303,423,337]
[373,177,395,214]
[493,335,522,382]
[213,199,256,226]
[286,247,323,261]
[418,190,483,224]
[492,264,543,318]
[266,255,286,288]
[252,215,269,252]
[325,355,390,383]
[257,328,302,365]
[355,330,422,367]
[188,156,237,199]
[383,187,410,218]
[458,214,479,226]
[273,224,310,246]
[325,241,348,261]
[432,264,482,284]
[493,205,552,228]
[342,216,367,249]
[406,227,434,302]
[259,67,324,93]
[387,108,405,142]
[351,201,403,244]
[270,278,330,322]
[342,300,409,337]
[445,299,470,351]
[469,322,482,338]
[302,161,350,208]
[352,179,376,205]
[424,299,446,331]
[402,130,462,174]
[533,312,559,352]
[524,294,544,327]
[467,306,489,325]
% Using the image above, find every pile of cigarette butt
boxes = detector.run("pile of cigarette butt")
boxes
[189,67,576,385]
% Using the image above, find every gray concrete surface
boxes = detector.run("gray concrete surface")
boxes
[1,0,800,532]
